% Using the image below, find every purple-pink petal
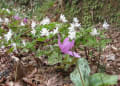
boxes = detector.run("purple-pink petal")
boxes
[23,18,27,23]
[67,51,81,58]
[58,35,80,58]
[14,16,20,20]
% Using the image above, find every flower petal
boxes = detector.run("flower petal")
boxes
[67,51,81,58]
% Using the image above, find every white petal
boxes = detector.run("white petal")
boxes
[31,21,36,29]
[40,28,50,36]
[4,29,13,41]
[90,28,99,36]
[60,14,68,23]
[103,21,109,29]
[40,16,50,25]
[73,17,79,23]
[20,22,25,26]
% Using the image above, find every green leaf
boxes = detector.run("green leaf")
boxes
[89,73,118,86]
[37,37,46,42]
[70,58,90,86]
[7,47,14,53]
[48,51,62,65]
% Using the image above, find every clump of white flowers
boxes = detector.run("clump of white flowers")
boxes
[40,16,50,25]
[31,29,36,36]
[68,31,76,40]
[31,21,36,35]
[11,42,17,51]
[52,27,59,35]
[50,27,59,35]
[103,21,109,29]
[4,29,13,41]
[4,18,9,24]
[90,28,99,36]
[40,28,50,36]
[72,17,81,27]
[68,17,81,39]
[6,9,10,14]
[0,18,3,23]
[2,8,10,14]
[22,40,26,46]
[20,22,25,26]
[60,14,68,23]
[31,21,36,29]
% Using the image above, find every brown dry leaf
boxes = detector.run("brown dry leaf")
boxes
[46,75,58,86]
[6,81,23,86]
[23,77,36,86]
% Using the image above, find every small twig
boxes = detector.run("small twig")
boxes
[84,47,89,60]
[14,62,18,81]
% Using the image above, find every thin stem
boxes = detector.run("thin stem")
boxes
[84,47,89,59]
[97,41,102,72]
[77,66,85,86]
[100,75,105,86]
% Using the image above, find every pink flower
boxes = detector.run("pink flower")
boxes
[58,35,80,58]
[23,18,27,23]
[14,16,20,20]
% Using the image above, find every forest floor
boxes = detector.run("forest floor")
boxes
[0,25,120,86]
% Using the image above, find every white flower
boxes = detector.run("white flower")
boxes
[0,36,2,39]
[73,17,79,23]
[22,40,26,46]
[1,45,5,49]
[31,28,36,35]
[60,14,68,23]
[40,16,50,25]
[103,21,109,29]
[74,23,81,27]
[4,29,13,41]
[72,17,81,28]
[20,22,25,26]
[90,28,99,36]
[40,28,49,36]
[31,21,36,29]
[52,27,59,34]
[4,18,9,24]
[2,8,5,10]
[0,18,3,23]
[68,25,74,32]
[11,43,17,51]
[68,31,76,39]
[71,22,81,28]
[6,9,10,13]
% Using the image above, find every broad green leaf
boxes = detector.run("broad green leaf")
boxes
[48,51,62,65]
[70,58,90,86]
[89,73,118,86]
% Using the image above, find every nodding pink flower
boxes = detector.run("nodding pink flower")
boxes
[14,16,20,20]
[23,18,27,23]
[58,35,80,58]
